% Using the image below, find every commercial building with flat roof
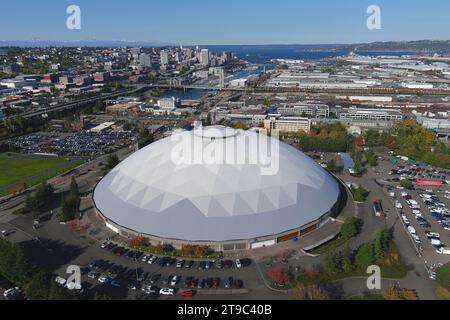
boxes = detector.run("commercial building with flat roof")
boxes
[339,108,404,122]
[264,117,311,133]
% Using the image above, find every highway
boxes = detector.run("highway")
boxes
[1,88,134,125]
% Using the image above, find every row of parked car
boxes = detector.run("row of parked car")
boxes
[84,257,244,297]
[389,165,449,183]
[396,189,450,256]
[100,241,252,270]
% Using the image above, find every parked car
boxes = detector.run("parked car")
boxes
[184,276,194,287]
[150,274,161,284]
[197,279,205,289]
[224,277,234,289]
[127,282,140,290]
[180,290,195,297]
[233,280,244,289]
[87,271,100,279]
[148,256,158,265]
[170,275,180,286]
[235,259,242,269]
[159,288,175,296]
[176,259,185,268]
[3,287,21,299]
[161,275,172,285]
[98,275,111,283]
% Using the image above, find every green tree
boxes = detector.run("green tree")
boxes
[70,176,79,198]
[0,239,32,285]
[327,158,340,173]
[341,217,364,240]
[342,243,354,273]
[366,150,379,167]
[93,101,105,113]
[325,251,343,275]
[107,154,120,170]
[24,271,51,300]
[364,129,382,147]
[355,243,375,270]
[374,228,390,260]
[400,179,414,190]
[351,186,369,202]
[123,121,132,131]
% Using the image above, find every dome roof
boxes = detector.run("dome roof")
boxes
[93,127,341,242]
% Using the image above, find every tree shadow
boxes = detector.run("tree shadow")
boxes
[20,238,86,272]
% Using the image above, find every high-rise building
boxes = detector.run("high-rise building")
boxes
[199,49,210,66]
[139,53,152,67]
[160,50,169,66]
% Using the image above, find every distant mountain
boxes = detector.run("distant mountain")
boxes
[0,39,174,48]
[0,40,449,53]
[344,40,450,53]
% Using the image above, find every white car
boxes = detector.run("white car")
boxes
[401,215,410,225]
[408,226,416,235]
[55,276,67,287]
[98,275,111,283]
[412,234,421,244]
[395,202,403,209]
[430,239,442,247]
[3,287,20,298]
[159,288,175,296]
[170,275,180,286]
[148,256,157,264]
[141,254,151,263]
[236,259,242,269]
[426,232,441,239]
[176,259,185,268]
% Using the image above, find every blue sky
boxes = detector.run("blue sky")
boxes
[1,0,449,44]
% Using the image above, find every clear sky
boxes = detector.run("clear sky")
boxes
[1,0,449,45]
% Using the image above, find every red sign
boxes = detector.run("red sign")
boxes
[416,180,443,186]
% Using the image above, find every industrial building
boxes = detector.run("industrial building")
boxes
[339,108,404,122]
[264,117,311,134]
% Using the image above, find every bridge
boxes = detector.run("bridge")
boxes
[135,83,246,91]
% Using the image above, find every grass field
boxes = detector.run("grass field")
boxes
[0,153,83,196]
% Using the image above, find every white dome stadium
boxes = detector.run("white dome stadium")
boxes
[93,126,343,243]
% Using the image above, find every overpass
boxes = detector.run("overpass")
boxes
[135,83,246,91]
[1,88,134,125]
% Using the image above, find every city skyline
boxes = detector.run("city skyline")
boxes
[1,0,450,45]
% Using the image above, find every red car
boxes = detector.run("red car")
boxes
[180,290,195,297]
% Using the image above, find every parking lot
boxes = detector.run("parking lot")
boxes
[52,241,251,299]
[378,155,450,277]
[7,130,138,157]
[62,243,252,297]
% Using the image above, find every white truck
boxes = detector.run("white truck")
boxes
[436,248,450,255]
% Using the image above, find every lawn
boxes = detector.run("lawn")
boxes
[435,285,450,300]
[0,153,82,196]
[308,235,348,255]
